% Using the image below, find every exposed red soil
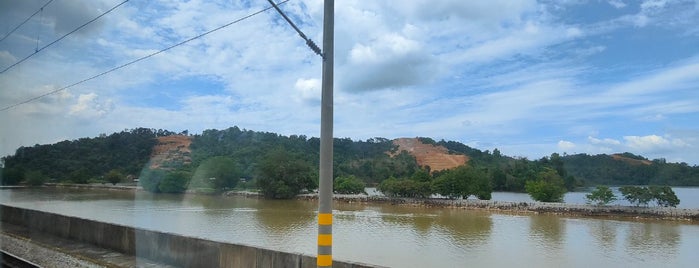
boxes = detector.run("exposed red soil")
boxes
[392,138,469,172]
[150,135,192,169]
[611,154,652,166]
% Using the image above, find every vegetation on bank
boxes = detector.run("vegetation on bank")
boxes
[584,185,680,207]
[2,126,698,202]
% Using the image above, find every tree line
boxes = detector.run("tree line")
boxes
[585,185,680,207]
[2,126,697,201]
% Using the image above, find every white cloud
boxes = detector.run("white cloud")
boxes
[588,136,622,146]
[294,78,321,104]
[558,140,576,151]
[69,93,114,118]
[609,0,627,8]
[623,134,689,153]
[1,0,698,165]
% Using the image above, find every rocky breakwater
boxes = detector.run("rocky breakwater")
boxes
[296,194,699,222]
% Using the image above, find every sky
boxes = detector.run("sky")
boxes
[0,0,698,165]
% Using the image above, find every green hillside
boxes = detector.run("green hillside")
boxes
[2,126,698,191]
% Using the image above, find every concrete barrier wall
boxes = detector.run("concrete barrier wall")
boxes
[0,205,377,268]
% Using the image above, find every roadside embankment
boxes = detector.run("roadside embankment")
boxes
[0,204,380,268]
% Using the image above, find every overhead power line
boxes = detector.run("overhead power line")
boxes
[0,0,55,43]
[0,0,129,74]
[266,0,323,58]
[0,0,291,112]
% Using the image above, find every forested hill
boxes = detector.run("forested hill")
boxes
[561,152,699,186]
[2,126,699,187]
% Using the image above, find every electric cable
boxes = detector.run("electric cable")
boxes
[0,0,291,112]
[0,0,129,74]
[0,0,55,43]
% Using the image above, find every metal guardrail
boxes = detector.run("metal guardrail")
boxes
[0,250,41,268]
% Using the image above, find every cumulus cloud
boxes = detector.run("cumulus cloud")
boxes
[558,140,576,151]
[69,93,114,118]
[294,78,321,105]
[341,32,435,91]
[623,134,689,153]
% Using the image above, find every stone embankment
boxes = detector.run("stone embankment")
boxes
[296,194,699,222]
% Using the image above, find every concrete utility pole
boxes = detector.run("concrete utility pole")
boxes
[317,0,334,267]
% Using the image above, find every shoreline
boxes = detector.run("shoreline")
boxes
[292,193,699,222]
[32,183,699,222]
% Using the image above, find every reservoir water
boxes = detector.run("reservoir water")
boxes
[1,187,698,267]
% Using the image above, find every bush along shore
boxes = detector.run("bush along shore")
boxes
[294,194,699,222]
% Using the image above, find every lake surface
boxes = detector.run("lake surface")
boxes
[1,188,699,267]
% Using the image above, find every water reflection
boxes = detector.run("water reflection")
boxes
[625,222,680,259]
[529,214,565,249]
[433,209,493,248]
[253,199,315,235]
[2,188,699,268]
[588,220,618,251]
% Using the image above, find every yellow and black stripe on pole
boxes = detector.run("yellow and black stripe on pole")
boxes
[317,213,333,267]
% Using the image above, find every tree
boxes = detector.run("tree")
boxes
[585,185,616,205]
[649,185,680,207]
[432,165,491,200]
[158,171,190,193]
[69,168,91,184]
[1,167,24,185]
[191,156,241,191]
[25,170,47,186]
[334,175,366,194]
[105,169,124,185]
[619,186,652,206]
[525,168,566,202]
[139,169,167,193]
[257,148,316,199]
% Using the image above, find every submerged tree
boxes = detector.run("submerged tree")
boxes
[619,186,653,206]
[525,168,567,202]
[649,185,680,207]
[585,185,617,205]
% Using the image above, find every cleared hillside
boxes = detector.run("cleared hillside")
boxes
[149,135,192,169]
[392,138,468,172]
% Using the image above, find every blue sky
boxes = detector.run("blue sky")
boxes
[1,0,698,165]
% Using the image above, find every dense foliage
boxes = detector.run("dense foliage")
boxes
[562,153,699,186]
[256,148,316,199]
[105,169,124,185]
[525,168,567,202]
[378,166,492,200]
[585,185,617,205]
[334,175,366,194]
[1,128,158,184]
[190,156,241,191]
[2,126,697,202]
[619,185,680,207]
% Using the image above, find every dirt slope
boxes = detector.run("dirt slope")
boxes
[611,154,652,165]
[149,135,192,169]
[392,138,469,172]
